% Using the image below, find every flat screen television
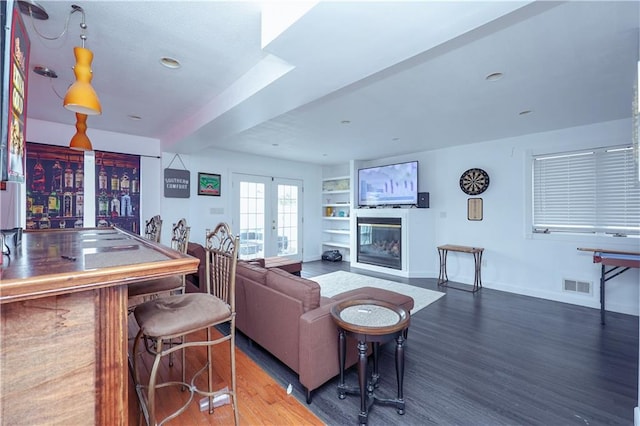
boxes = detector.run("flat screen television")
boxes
[358,161,418,207]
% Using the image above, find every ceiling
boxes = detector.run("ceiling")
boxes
[17,1,640,165]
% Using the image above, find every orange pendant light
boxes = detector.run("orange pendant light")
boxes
[63,47,102,115]
[69,113,93,151]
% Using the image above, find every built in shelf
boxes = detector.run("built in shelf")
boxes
[323,229,350,235]
[322,241,351,249]
[322,190,350,194]
[323,216,350,221]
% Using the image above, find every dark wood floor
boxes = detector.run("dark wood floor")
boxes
[233,260,638,426]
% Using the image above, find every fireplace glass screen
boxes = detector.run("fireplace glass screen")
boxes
[357,217,401,269]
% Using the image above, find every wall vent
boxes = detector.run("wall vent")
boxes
[563,279,592,295]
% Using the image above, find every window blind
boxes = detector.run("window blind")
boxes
[532,146,640,235]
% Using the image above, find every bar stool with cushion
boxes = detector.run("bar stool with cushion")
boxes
[144,214,163,243]
[132,222,240,425]
[128,218,190,307]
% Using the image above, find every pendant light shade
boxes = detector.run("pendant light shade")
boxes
[69,113,93,151]
[63,47,102,115]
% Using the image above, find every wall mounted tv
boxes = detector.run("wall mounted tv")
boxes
[358,161,418,207]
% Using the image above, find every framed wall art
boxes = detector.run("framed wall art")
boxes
[467,198,483,221]
[198,172,221,196]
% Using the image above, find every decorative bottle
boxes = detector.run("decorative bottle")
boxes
[48,185,59,217]
[74,163,84,190]
[98,158,108,190]
[111,166,119,193]
[98,190,109,216]
[63,191,73,217]
[120,191,132,217]
[75,191,84,217]
[32,154,46,192]
[120,169,130,193]
[52,160,63,192]
[131,168,139,194]
[64,157,74,191]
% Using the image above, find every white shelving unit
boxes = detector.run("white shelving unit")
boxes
[322,176,351,258]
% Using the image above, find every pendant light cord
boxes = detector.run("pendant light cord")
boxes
[25,4,86,44]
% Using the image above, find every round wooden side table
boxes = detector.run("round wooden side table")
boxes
[331,299,410,425]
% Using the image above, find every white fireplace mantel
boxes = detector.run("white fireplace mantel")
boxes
[351,208,431,278]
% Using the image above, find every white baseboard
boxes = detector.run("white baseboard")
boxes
[635,406,639,426]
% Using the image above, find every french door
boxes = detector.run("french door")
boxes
[232,173,302,261]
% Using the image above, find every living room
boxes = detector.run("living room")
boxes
[2,0,639,424]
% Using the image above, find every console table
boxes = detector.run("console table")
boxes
[577,247,640,325]
[331,299,410,425]
[437,244,484,293]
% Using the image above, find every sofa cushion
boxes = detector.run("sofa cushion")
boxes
[265,268,320,312]
[237,261,268,285]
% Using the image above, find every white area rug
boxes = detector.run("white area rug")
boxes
[311,271,445,314]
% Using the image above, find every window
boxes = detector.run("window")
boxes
[532,145,640,235]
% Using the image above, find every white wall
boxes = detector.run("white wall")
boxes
[359,118,639,316]
[158,150,323,260]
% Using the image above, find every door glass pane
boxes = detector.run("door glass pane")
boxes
[277,183,298,256]
[238,181,265,259]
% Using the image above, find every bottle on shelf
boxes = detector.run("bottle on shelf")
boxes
[74,162,84,190]
[32,192,45,220]
[48,186,59,218]
[120,191,132,217]
[110,194,120,218]
[32,154,45,192]
[98,190,109,216]
[64,157,74,191]
[111,165,120,193]
[98,157,108,191]
[52,159,63,192]
[120,169,130,193]
[75,191,84,217]
[63,191,73,217]
[39,215,50,229]
[131,168,139,194]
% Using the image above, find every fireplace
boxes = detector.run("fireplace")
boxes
[357,217,401,269]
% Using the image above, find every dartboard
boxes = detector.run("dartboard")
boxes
[459,168,490,195]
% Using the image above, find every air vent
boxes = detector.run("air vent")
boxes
[563,279,592,295]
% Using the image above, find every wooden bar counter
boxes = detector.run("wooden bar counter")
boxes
[0,227,199,425]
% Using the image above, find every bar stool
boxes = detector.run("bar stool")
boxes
[128,219,190,371]
[144,214,163,243]
[132,223,239,425]
[129,218,190,306]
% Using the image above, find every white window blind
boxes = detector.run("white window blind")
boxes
[532,146,640,235]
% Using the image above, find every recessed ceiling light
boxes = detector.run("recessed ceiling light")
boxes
[392,137,400,141]
[128,115,142,121]
[33,65,57,78]
[485,72,504,81]
[272,143,279,147]
[340,120,351,125]
[519,110,532,116]
[160,57,181,69]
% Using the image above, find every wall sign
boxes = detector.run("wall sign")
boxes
[164,168,190,198]
[467,198,483,221]
[4,4,30,183]
[198,172,221,196]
